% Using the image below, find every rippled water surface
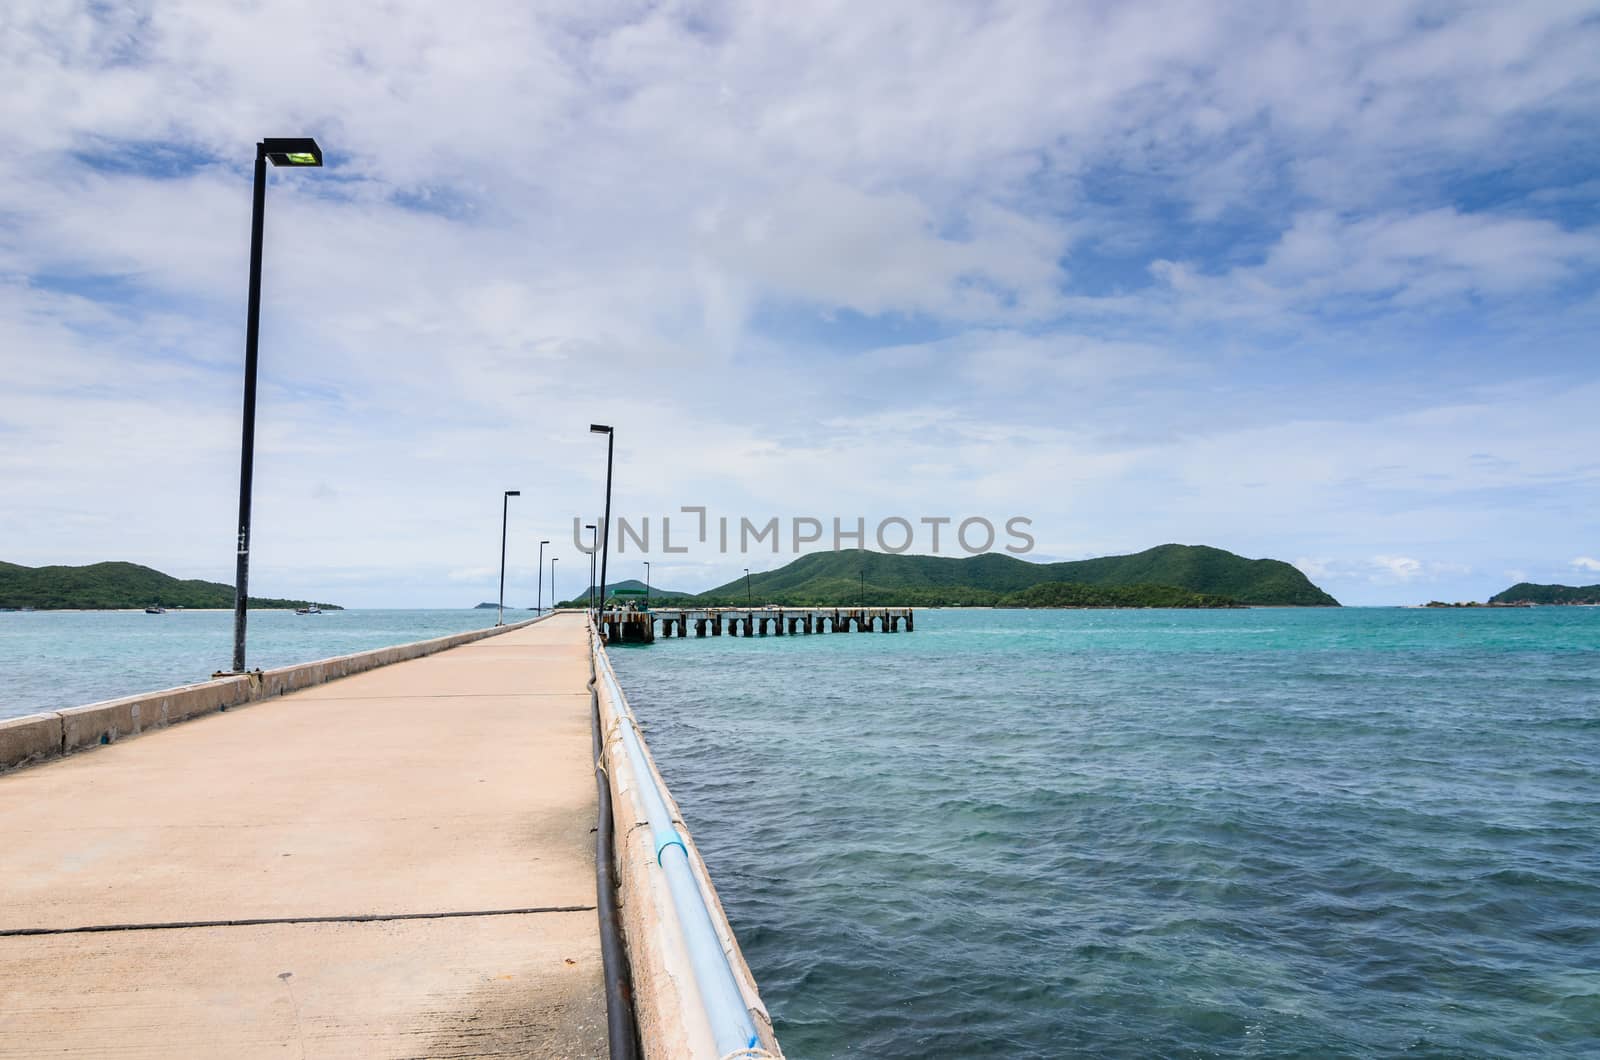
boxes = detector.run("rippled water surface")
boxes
[607,608,1600,1058]
[0,608,510,718]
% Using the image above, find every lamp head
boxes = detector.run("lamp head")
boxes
[540,539,550,545]
[260,138,323,167]
[589,424,613,435]
[505,490,521,497]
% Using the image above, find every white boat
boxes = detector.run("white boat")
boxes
[295,605,322,615]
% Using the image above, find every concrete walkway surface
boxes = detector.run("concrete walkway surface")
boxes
[0,612,607,1058]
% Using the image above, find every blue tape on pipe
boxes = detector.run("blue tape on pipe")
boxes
[654,834,688,865]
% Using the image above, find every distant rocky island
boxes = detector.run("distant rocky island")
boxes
[1423,600,1529,608]
[1488,582,1600,606]
[560,544,1337,608]
[0,561,339,611]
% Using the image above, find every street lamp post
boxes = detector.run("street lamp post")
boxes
[644,561,651,609]
[589,425,615,616]
[745,567,752,608]
[585,524,597,614]
[229,137,325,674]
[498,490,521,626]
[861,569,866,608]
[551,558,558,612]
[536,539,550,614]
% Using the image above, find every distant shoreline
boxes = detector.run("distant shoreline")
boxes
[0,606,504,614]
[0,611,318,618]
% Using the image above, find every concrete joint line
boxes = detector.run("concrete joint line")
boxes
[0,904,598,937]
[308,691,590,701]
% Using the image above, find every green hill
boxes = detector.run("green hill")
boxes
[555,578,692,608]
[1488,582,1600,605]
[0,561,340,611]
[694,545,1336,607]
[998,582,1242,608]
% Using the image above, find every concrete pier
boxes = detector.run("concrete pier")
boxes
[0,613,608,1058]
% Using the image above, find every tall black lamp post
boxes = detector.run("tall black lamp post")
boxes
[745,567,752,608]
[550,558,558,612]
[536,539,550,614]
[498,490,521,626]
[229,137,325,674]
[585,524,598,614]
[644,561,651,609]
[589,425,614,616]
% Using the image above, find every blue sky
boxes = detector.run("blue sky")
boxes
[2,1,1597,606]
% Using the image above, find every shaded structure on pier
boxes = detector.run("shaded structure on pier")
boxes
[597,606,914,644]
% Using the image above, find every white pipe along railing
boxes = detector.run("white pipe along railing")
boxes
[593,634,763,1056]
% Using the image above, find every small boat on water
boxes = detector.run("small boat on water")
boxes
[295,605,322,615]
[145,606,165,614]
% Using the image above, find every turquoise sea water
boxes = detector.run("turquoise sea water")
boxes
[606,608,1600,1058]
[0,609,512,719]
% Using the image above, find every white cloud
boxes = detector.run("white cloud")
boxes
[1572,557,1600,572]
[1294,558,1332,580]
[1,2,1597,605]
[1372,555,1423,581]
[1153,209,1600,320]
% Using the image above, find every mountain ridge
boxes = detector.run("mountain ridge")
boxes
[0,561,339,611]
[554,577,693,608]
[567,544,1337,607]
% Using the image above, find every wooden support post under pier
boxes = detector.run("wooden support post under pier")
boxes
[603,606,915,645]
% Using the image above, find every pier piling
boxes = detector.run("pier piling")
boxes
[592,607,916,645]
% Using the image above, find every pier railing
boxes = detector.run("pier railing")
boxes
[590,628,783,1057]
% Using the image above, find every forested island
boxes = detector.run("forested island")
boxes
[561,544,1336,608]
[1488,582,1600,605]
[0,561,340,611]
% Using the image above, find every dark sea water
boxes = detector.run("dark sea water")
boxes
[606,608,1600,1059]
[0,608,512,719]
